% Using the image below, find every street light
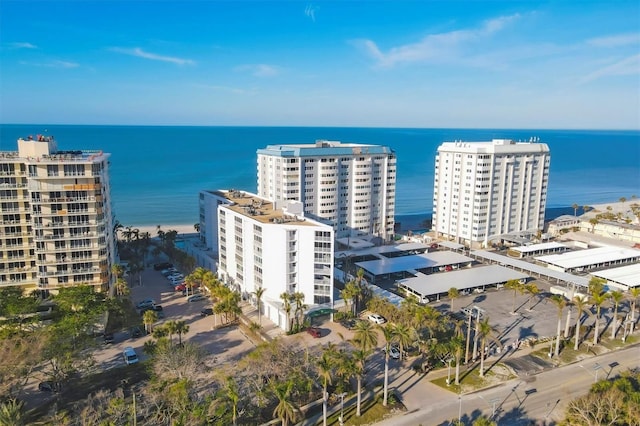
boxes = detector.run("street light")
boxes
[579,363,602,383]
[338,392,347,426]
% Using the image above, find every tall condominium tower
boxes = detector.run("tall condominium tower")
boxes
[0,136,117,295]
[433,139,550,248]
[215,190,333,331]
[257,140,396,241]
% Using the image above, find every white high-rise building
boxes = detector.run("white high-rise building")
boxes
[0,136,117,295]
[257,140,396,241]
[216,190,333,331]
[433,139,550,248]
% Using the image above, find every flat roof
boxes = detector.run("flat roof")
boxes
[336,237,375,250]
[591,263,640,288]
[512,242,568,254]
[369,285,405,306]
[397,265,529,298]
[336,242,429,260]
[355,251,473,276]
[219,190,314,226]
[536,246,640,269]
[438,241,465,250]
[470,250,590,288]
[257,141,394,157]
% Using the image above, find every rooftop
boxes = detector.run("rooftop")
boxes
[355,251,473,276]
[512,242,568,254]
[591,263,640,288]
[257,140,394,157]
[218,190,314,226]
[535,246,640,269]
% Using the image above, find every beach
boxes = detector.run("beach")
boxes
[121,224,199,240]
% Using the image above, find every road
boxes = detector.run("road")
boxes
[374,344,640,426]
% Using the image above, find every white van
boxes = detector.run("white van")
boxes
[123,346,139,365]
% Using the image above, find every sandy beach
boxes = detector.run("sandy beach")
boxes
[121,224,198,240]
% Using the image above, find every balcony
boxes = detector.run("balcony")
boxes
[34,232,98,241]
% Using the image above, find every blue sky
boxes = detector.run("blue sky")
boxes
[1,1,639,129]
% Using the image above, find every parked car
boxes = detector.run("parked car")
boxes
[187,294,206,303]
[154,262,173,270]
[136,299,155,309]
[123,346,139,365]
[200,308,214,316]
[383,345,401,360]
[140,305,163,316]
[306,327,321,338]
[103,333,115,344]
[340,318,358,330]
[38,381,60,392]
[367,313,387,324]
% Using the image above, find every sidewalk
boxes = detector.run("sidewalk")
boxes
[238,301,285,341]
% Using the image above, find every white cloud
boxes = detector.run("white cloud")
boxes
[110,47,195,65]
[305,4,318,22]
[7,42,37,49]
[587,33,640,48]
[235,64,280,77]
[579,54,640,84]
[355,13,521,68]
[19,60,79,68]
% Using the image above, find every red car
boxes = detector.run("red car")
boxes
[306,327,321,338]
[175,283,200,292]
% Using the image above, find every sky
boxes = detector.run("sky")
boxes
[1,0,639,129]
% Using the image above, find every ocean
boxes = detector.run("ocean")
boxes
[1,125,638,228]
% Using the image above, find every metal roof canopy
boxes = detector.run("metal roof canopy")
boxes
[397,265,529,298]
[354,251,473,276]
[369,285,405,306]
[438,241,465,250]
[471,250,590,288]
[535,246,640,269]
[335,242,429,260]
[512,242,568,254]
[591,263,640,288]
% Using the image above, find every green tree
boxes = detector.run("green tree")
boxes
[253,286,267,326]
[609,290,624,339]
[505,279,524,314]
[0,398,25,426]
[473,416,497,426]
[272,381,299,426]
[175,320,189,345]
[572,203,579,217]
[448,287,460,312]
[143,309,158,334]
[352,348,369,417]
[391,323,416,361]
[280,292,293,332]
[628,287,640,334]
[549,295,567,357]
[317,353,333,426]
[164,320,178,345]
[591,292,609,345]
[353,320,378,352]
[225,376,240,426]
[380,325,395,406]
[477,318,499,378]
[292,292,306,331]
[525,283,540,311]
[573,296,589,351]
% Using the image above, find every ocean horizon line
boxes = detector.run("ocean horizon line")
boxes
[2,123,639,132]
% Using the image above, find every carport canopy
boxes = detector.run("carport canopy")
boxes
[354,251,473,276]
[397,265,529,299]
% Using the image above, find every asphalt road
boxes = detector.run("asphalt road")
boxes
[374,344,640,426]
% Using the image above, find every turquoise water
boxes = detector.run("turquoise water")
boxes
[1,125,638,226]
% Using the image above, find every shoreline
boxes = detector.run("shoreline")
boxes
[122,206,582,236]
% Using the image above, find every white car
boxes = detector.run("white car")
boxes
[187,294,206,303]
[367,313,386,324]
[383,345,401,360]
[123,346,139,365]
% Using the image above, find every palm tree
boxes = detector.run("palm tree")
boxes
[505,279,524,314]
[477,318,499,378]
[465,307,474,364]
[564,299,573,338]
[143,309,158,334]
[380,325,395,406]
[549,295,567,357]
[252,286,266,326]
[589,217,599,233]
[473,416,497,426]
[341,280,361,316]
[352,348,369,417]
[292,292,306,330]
[573,296,589,350]
[280,292,292,332]
[392,323,416,361]
[175,320,189,345]
[115,278,129,298]
[628,287,640,334]
[225,376,240,426]
[448,287,460,312]
[353,320,378,352]
[609,290,624,339]
[572,203,579,217]
[589,277,606,296]
[451,335,464,385]
[164,320,178,345]
[524,283,540,311]
[591,292,609,345]
[317,353,333,426]
[272,380,299,426]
